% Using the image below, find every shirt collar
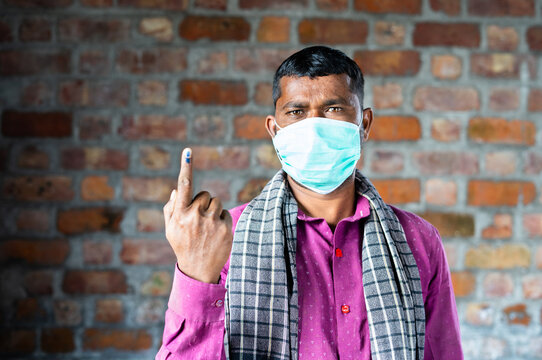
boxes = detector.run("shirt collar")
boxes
[296,192,371,223]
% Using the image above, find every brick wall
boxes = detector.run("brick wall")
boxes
[0,0,541,358]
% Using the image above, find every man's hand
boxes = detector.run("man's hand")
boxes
[163,148,233,284]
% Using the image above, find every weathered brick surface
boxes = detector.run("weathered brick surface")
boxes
[1,1,541,359]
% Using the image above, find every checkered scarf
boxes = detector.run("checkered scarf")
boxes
[224,169,425,359]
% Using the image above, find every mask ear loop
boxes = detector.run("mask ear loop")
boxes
[274,119,283,131]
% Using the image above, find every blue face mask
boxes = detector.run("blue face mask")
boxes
[272,117,362,194]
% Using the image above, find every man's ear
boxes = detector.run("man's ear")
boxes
[361,108,374,141]
[265,115,278,137]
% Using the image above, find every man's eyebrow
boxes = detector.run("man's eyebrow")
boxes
[281,101,308,109]
[322,97,350,106]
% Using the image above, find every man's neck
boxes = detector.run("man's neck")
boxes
[287,173,357,231]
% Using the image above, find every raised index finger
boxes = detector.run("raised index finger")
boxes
[175,147,193,210]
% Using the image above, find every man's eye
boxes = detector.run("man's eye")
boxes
[328,107,343,112]
[287,110,303,115]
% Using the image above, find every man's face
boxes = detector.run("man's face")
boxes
[266,74,372,139]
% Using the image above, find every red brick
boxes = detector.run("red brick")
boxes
[374,21,405,46]
[451,271,475,297]
[195,0,226,10]
[528,88,542,112]
[468,0,534,16]
[315,0,347,10]
[485,152,516,175]
[61,148,128,170]
[83,241,112,265]
[81,0,112,6]
[354,50,420,76]
[58,79,130,107]
[425,179,457,206]
[234,114,267,139]
[179,16,250,41]
[417,212,475,237]
[465,244,530,269]
[53,300,81,325]
[120,238,176,265]
[41,328,74,353]
[3,176,74,201]
[414,152,478,175]
[370,116,420,141]
[0,239,69,265]
[63,270,127,294]
[137,80,167,106]
[471,53,520,78]
[180,80,247,105]
[95,299,123,323]
[19,18,51,42]
[81,176,115,201]
[489,88,519,111]
[234,48,294,73]
[523,214,542,238]
[122,177,175,202]
[194,115,226,140]
[58,18,129,42]
[468,117,535,145]
[16,209,50,232]
[0,329,35,354]
[83,329,152,351]
[20,81,52,106]
[443,243,457,268]
[199,179,231,201]
[137,208,164,233]
[17,145,49,169]
[57,207,123,234]
[118,0,187,10]
[298,18,368,44]
[24,270,53,295]
[431,118,461,142]
[238,178,269,203]
[354,0,421,13]
[196,51,228,74]
[256,144,281,169]
[4,0,71,6]
[522,275,542,299]
[414,86,480,111]
[466,303,493,326]
[0,20,13,42]
[373,83,402,109]
[192,146,250,170]
[524,152,542,174]
[254,82,273,106]
[430,0,460,15]
[79,115,111,140]
[139,17,173,42]
[372,179,420,204]
[119,115,186,140]
[370,151,404,174]
[79,50,108,75]
[431,55,461,80]
[487,25,519,51]
[413,23,480,47]
[140,146,170,170]
[16,298,46,322]
[116,48,186,73]
[468,180,536,206]
[141,271,172,296]
[2,110,72,137]
[239,0,306,9]
[482,214,512,239]
[257,17,289,43]
[526,26,542,51]
[503,304,530,326]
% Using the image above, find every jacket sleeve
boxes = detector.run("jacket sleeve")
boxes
[423,226,464,360]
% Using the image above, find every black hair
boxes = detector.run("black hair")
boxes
[272,46,364,108]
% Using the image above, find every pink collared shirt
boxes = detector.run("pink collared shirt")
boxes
[157,194,463,359]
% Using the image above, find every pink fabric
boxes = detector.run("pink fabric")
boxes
[156,194,463,359]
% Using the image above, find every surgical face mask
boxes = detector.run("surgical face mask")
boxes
[271,117,362,195]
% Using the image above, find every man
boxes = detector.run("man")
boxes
[157,46,463,359]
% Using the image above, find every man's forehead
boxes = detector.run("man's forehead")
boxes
[279,73,352,89]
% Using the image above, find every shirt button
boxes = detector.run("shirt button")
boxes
[335,248,343,258]
[214,299,224,307]
[341,305,350,314]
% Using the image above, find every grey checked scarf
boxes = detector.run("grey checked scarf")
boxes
[224,169,425,360]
